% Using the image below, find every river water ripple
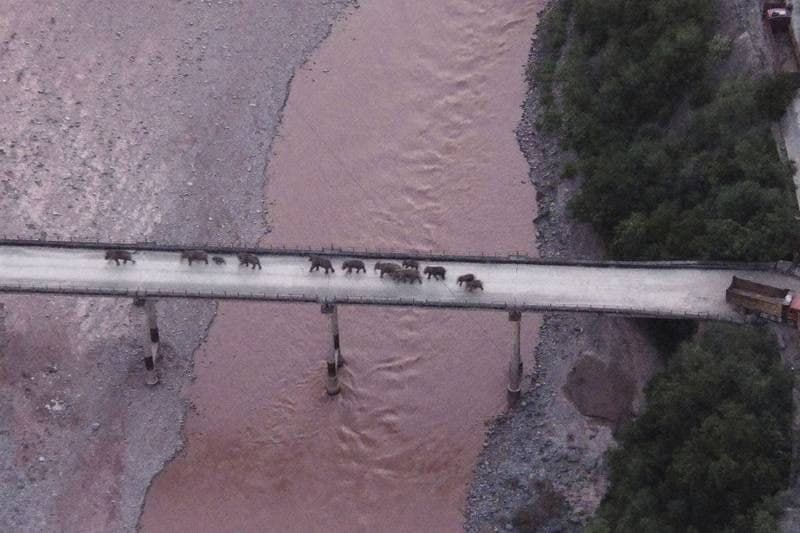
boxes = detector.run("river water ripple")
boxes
[141,1,543,530]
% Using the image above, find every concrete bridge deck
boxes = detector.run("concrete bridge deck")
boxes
[0,241,798,321]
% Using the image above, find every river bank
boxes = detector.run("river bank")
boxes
[0,2,351,531]
[464,5,662,530]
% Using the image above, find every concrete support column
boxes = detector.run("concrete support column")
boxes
[134,297,160,386]
[507,310,523,406]
[321,302,344,396]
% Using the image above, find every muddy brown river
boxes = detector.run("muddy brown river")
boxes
[141,1,543,530]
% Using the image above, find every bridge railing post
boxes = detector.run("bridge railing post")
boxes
[508,310,522,406]
[133,297,160,385]
[321,302,343,395]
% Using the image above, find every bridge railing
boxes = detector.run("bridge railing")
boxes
[0,280,739,322]
[0,236,778,271]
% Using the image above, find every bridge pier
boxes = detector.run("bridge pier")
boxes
[134,297,160,386]
[507,310,523,406]
[321,302,344,395]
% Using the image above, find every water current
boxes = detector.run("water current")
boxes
[141,1,543,530]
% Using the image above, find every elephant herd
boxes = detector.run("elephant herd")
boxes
[105,249,485,292]
[105,249,262,269]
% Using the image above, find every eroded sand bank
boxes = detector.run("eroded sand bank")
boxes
[141,1,543,530]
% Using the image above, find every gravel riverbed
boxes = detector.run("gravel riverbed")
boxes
[0,2,351,531]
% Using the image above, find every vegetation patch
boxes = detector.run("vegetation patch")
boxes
[587,324,793,532]
[525,0,800,529]
[530,0,573,132]
[543,0,800,261]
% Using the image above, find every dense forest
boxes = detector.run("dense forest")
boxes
[540,0,800,261]
[588,325,793,532]
[533,0,799,530]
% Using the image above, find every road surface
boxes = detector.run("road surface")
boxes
[0,244,797,320]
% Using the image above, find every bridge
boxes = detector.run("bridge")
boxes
[1,239,798,401]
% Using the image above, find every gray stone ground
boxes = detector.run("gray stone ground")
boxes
[0,1,352,531]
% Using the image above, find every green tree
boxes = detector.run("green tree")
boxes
[548,0,800,262]
[590,325,792,532]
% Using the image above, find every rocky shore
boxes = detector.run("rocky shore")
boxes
[464,6,662,531]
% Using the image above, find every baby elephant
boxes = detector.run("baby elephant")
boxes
[309,255,335,274]
[374,261,401,278]
[212,256,226,265]
[423,266,446,280]
[105,249,135,265]
[457,273,475,286]
[402,259,419,270]
[390,268,422,284]
[342,259,366,274]
[465,279,484,292]
[238,252,261,269]
[181,250,209,265]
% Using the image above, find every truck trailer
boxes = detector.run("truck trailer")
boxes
[726,276,800,326]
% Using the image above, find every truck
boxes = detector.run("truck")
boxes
[764,1,793,31]
[762,0,800,72]
[726,276,800,326]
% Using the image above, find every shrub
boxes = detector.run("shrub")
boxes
[561,161,578,179]
[556,14,800,260]
[531,0,574,132]
[527,3,798,532]
[589,325,793,532]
